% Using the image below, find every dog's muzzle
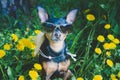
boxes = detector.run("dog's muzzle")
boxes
[52,31,62,41]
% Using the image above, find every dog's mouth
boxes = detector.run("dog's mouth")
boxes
[51,38,61,42]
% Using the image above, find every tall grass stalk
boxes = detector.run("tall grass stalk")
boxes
[79,26,95,76]
[74,19,101,77]
[0,64,7,80]
[70,22,91,53]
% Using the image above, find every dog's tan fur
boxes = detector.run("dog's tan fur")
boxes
[45,32,68,52]
[43,59,71,80]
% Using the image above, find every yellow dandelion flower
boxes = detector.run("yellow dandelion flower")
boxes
[16,43,25,51]
[21,38,30,47]
[19,38,26,44]
[31,79,37,80]
[97,35,105,42]
[118,72,120,78]
[29,70,39,79]
[104,24,111,29]
[77,77,84,80]
[35,30,41,34]
[111,74,117,80]
[28,43,36,50]
[103,42,116,50]
[111,78,118,80]
[93,75,103,80]
[4,43,11,50]
[18,75,25,80]
[19,38,35,50]
[34,63,42,70]
[95,48,102,55]
[107,34,114,41]
[0,50,6,59]
[11,34,18,42]
[109,42,116,49]
[112,38,120,44]
[86,14,95,21]
[25,40,35,49]
[103,43,110,50]
[106,51,111,56]
[106,59,113,67]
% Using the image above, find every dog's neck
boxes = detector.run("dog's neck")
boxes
[49,41,65,53]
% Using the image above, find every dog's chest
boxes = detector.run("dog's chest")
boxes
[49,41,64,53]
[39,37,70,63]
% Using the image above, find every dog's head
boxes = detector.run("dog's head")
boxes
[37,6,78,42]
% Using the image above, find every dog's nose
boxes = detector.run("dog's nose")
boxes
[54,32,61,37]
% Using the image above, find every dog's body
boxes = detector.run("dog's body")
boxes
[34,6,77,80]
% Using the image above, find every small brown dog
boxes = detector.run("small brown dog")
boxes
[34,6,77,80]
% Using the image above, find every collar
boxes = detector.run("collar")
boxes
[39,42,67,63]
[47,43,65,57]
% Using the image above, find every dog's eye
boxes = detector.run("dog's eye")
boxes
[60,25,72,33]
[43,27,53,32]
[43,23,55,28]
[42,23,56,32]
[60,27,68,33]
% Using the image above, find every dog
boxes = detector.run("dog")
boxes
[34,6,78,80]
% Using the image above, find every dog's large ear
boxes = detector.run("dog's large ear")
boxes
[66,9,78,24]
[37,6,48,23]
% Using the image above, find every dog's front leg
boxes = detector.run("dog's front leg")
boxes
[43,61,58,80]
[46,73,54,80]
[64,69,71,80]
[58,60,71,80]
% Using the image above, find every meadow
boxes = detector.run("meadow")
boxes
[0,0,120,80]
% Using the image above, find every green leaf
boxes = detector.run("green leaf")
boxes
[112,24,120,34]
[71,74,76,80]
[99,20,106,24]
[100,4,109,11]
[13,20,18,27]
[7,66,14,80]
[15,64,22,73]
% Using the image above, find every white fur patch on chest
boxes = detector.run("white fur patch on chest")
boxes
[50,41,65,53]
